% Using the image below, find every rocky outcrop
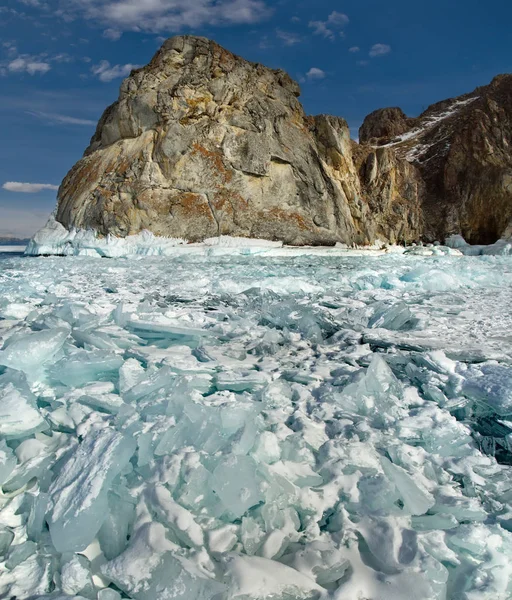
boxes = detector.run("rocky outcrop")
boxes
[359,107,414,145]
[55,35,423,246]
[52,36,511,247]
[360,75,512,243]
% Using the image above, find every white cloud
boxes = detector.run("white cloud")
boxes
[91,60,140,82]
[51,53,74,63]
[27,111,96,126]
[327,11,349,27]
[369,43,391,57]
[309,11,349,40]
[349,46,360,53]
[8,56,51,75]
[306,67,325,80]
[276,29,301,46]
[58,0,271,33]
[103,28,122,40]
[3,182,59,193]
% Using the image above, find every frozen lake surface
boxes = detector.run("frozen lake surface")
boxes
[1,252,512,600]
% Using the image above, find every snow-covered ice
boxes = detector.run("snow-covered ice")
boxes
[0,250,512,599]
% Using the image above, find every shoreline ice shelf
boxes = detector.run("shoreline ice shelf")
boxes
[1,251,512,599]
[25,216,512,258]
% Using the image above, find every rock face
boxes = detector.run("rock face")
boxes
[54,36,511,246]
[56,35,423,246]
[359,107,414,145]
[360,74,512,243]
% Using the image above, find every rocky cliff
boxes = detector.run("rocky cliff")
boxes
[360,74,512,243]
[55,35,423,246]
[53,36,511,246]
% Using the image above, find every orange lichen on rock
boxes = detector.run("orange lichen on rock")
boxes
[191,143,233,184]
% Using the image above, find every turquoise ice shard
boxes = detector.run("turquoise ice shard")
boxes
[368,302,418,331]
[339,354,404,421]
[51,350,124,387]
[0,327,69,375]
[0,371,48,439]
[48,425,136,552]
[101,521,226,600]
[211,455,264,518]
[380,456,434,516]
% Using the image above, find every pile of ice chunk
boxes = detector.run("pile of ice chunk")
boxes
[446,234,512,256]
[1,251,512,599]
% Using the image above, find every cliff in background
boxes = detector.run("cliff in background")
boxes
[360,74,512,243]
[53,36,511,246]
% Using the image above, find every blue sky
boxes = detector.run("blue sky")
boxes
[0,0,510,237]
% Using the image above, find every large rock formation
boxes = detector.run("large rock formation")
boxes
[55,35,423,246]
[53,36,511,247]
[360,74,512,243]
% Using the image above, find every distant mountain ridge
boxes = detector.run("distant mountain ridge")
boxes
[39,36,512,247]
[0,236,29,245]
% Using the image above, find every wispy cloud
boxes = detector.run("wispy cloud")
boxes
[56,0,272,33]
[306,67,326,80]
[103,28,122,41]
[349,46,360,53]
[17,0,46,6]
[369,43,391,57]
[91,60,140,82]
[27,110,96,126]
[309,11,349,41]
[276,29,301,46]
[2,181,59,193]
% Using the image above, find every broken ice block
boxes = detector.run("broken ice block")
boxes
[215,370,269,392]
[211,455,263,518]
[48,425,136,552]
[380,456,434,516]
[411,513,458,531]
[0,371,48,438]
[368,301,419,331]
[98,488,136,560]
[61,554,95,598]
[0,327,69,376]
[51,350,124,387]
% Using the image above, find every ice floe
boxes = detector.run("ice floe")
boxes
[0,250,511,599]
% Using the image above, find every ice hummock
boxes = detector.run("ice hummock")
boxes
[0,250,512,599]
[446,233,512,256]
[25,216,412,258]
